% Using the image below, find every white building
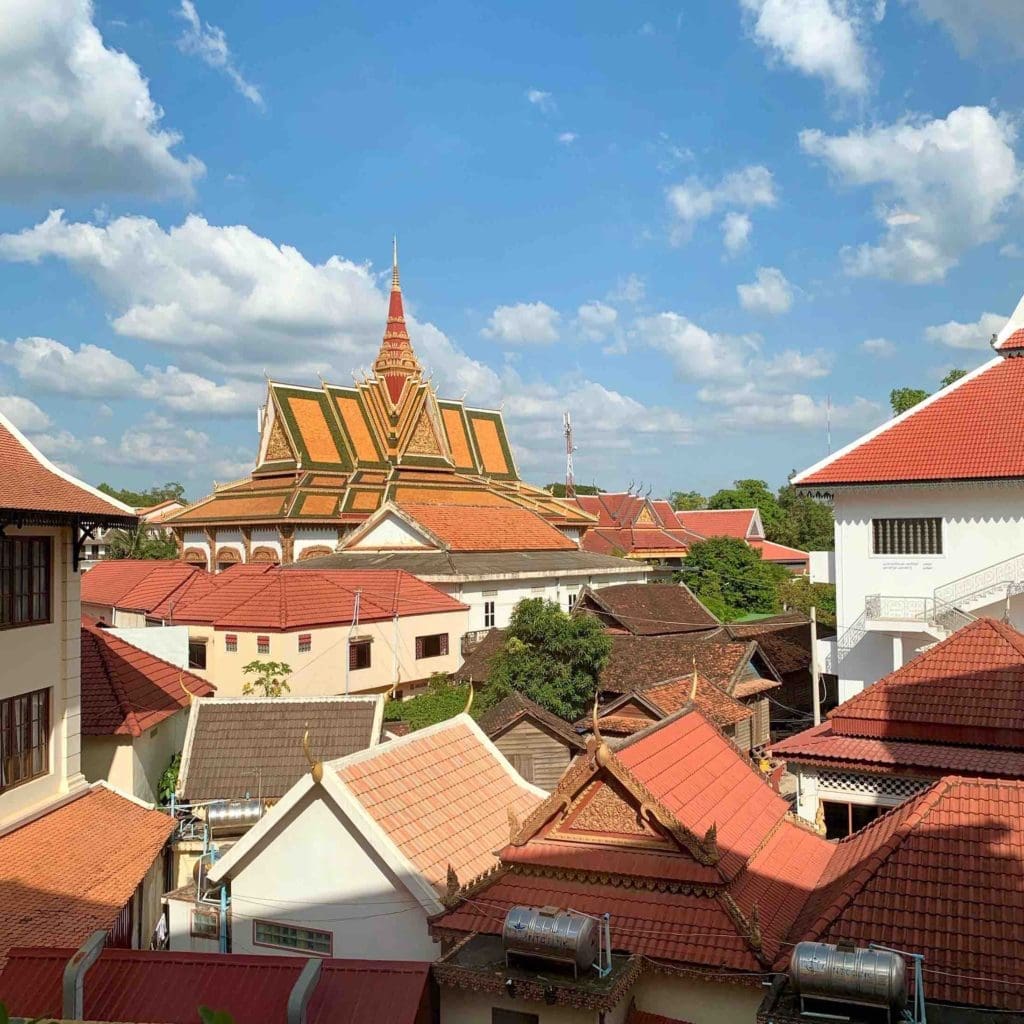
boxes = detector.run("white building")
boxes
[795,321,1024,701]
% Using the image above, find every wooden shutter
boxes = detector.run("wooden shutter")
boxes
[440,633,449,656]
[415,636,424,659]
[508,753,535,783]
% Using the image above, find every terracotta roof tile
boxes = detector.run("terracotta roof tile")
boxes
[476,692,586,750]
[0,786,174,969]
[399,503,575,552]
[1000,327,1024,352]
[675,509,759,539]
[750,539,808,564]
[80,622,213,736]
[576,582,719,635]
[798,355,1024,485]
[336,717,541,892]
[82,561,203,614]
[643,676,753,727]
[0,414,133,520]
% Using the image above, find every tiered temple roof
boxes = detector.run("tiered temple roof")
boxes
[169,248,592,538]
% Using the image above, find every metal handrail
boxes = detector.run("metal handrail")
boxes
[934,550,1024,607]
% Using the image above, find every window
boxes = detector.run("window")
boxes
[188,639,207,671]
[492,1011,539,1024]
[415,633,449,659]
[257,635,270,655]
[507,752,535,784]
[484,600,495,628]
[225,634,238,653]
[822,800,885,840]
[566,592,577,612]
[0,537,51,629]
[191,908,219,939]
[0,688,49,793]
[89,544,100,559]
[872,517,942,556]
[253,919,332,956]
[298,633,312,654]
[349,639,371,671]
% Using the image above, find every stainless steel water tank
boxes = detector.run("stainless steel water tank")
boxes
[790,941,908,1012]
[502,905,600,973]
[206,799,264,833]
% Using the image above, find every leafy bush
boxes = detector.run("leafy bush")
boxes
[158,752,181,805]
[384,675,470,732]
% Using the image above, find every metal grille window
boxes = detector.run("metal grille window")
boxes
[0,688,49,793]
[257,635,270,655]
[872,517,942,555]
[253,919,331,956]
[0,537,51,629]
[566,592,577,612]
[484,600,495,628]
[225,634,238,652]
[298,633,312,653]
[415,633,449,659]
[191,908,219,939]
[349,639,371,670]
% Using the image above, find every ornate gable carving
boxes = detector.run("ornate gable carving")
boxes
[635,504,654,525]
[265,416,294,462]
[405,406,444,456]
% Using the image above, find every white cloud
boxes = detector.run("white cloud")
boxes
[760,348,831,377]
[482,302,561,346]
[638,312,742,380]
[905,0,1024,57]
[696,381,879,429]
[557,132,578,145]
[0,0,203,200]
[721,212,753,256]
[800,106,1022,283]
[0,395,51,433]
[737,266,794,315]
[526,88,555,113]
[176,0,263,108]
[740,0,872,95]
[608,274,646,304]
[1001,242,1024,259]
[860,336,895,356]
[667,165,776,244]
[575,302,618,342]
[923,311,1007,349]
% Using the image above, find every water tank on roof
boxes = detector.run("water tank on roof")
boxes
[502,905,600,976]
[206,799,264,834]
[790,941,908,1016]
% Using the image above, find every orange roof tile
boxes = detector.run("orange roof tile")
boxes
[80,622,214,736]
[643,676,752,727]
[173,494,286,520]
[81,560,201,613]
[337,717,541,892]
[797,355,1024,485]
[675,508,759,539]
[0,786,174,969]
[0,414,132,520]
[399,503,575,552]
[392,487,512,507]
[287,396,343,463]
[750,539,808,563]
[299,493,338,516]
[441,406,475,468]
[336,395,379,463]
[469,416,509,476]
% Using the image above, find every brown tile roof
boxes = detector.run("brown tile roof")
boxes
[477,692,587,750]
[336,716,541,893]
[0,786,174,969]
[0,413,134,521]
[643,675,753,727]
[453,627,506,684]
[575,582,720,635]
[177,696,384,801]
[726,618,816,675]
[81,560,203,613]
[80,622,214,736]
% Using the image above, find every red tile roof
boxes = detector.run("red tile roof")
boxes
[399,502,576,551]
[797,355,1024,485]
[160,567,465,630]
[675,508,760,539]
[627,1010,694,1024]
[788,777,1024,1011]
[0,948,431,1024]
[828,617,1024,747]
[336,716,541,893]
[0,413,133,520]
[80,622,214,736]
[770,720,1024,778]
[999,327,1024,352]
[643,675,753,727]
[576,582,720,635]
[81,560,202,613]
[570,493,703,559]
[749,539,809,565]
[0,786,174,969]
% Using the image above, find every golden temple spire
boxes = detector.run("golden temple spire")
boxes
[373,236,421,405]
[392,235,400,289]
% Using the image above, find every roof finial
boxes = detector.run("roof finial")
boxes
[392,235,400,290]
[463,677,474,715]
[302,725,324,784]
[690,656,699,702]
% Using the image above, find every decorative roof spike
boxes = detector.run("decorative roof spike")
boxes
[373,237,422,405]
[507,805,521,843]
[704,821,718,860]
[443,863,461,907]
[749,902,763,949]
[689,656,699,702]
[302,726,324,785]
[464,677,474,715]
[392,235,400,289]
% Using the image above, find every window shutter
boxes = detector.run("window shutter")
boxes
[440,634,449,656]
[415,636,424,659]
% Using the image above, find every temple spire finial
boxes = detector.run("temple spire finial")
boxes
[392,235,400,289]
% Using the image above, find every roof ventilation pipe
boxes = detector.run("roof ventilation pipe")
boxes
[62,929,107,1019]
[286,957,323,1024]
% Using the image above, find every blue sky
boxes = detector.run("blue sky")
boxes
[2,0,1024,499]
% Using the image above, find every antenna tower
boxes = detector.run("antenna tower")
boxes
[563,411,577,499]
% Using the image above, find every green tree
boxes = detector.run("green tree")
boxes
[242,660,292,697]
[939,367,967,388]
[485,598,612,720]
[890,368,966,417]
[776,575,837,627]
[679,536,788,621]
[158,753,181,805]
[102,526,179,560]
[546,483,603,497]
[384,674,470,731]
[707,479,783,536]
[774,482,835,551]
[669,490,707,511]
[97,481,187,507]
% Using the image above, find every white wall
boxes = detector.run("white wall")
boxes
[108,625,190,667]
[294,527,341,559]
[225,788,440,961]
[352,513,431,549]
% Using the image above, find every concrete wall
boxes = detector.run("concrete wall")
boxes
[441,987,629,1024]
[108,625,189,667]
[833,483,1024,698]
[185,607,468,697]
[0,526,84,823]
[225,787,440,961]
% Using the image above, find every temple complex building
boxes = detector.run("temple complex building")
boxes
[166,246,595,570]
